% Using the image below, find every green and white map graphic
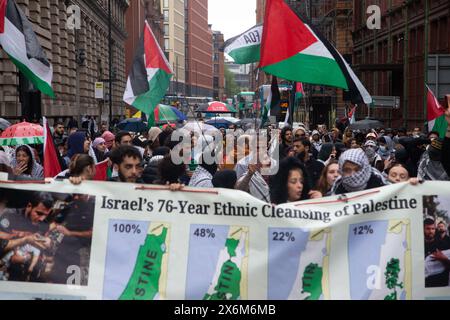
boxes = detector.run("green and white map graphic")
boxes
[348,220,411,300]
[268,228,331,300]
[185,225,248,300]
[103,221,170,300]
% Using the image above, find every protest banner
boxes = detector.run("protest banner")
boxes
[0,180,449,300]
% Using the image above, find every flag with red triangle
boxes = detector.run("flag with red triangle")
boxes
[259,0,372,105]
[123,20,173,115]
[426,85,448,138]
[43,117,62,178]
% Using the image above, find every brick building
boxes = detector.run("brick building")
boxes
[184,0,213,97]
[353,0,450,129]
[0,0,129,123]
[212,30,225,101]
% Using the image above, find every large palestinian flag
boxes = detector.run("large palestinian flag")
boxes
[259,0,372,105]
[223,24,262,64]
[123,20,173,115]
[0,0,54,97]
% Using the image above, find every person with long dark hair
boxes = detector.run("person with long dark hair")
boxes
[11,145,43,180]
[269,157,322,205]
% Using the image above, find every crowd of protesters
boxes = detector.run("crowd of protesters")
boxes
[1,109,450,285]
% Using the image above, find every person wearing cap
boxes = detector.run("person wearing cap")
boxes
[366,132,378,141]
[148,127,163,157]
[417,138,449,181]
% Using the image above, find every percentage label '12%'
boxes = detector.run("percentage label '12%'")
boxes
[272,232,296,242]
[353,225,374,235]
[113,223,142,234]
[193,228,215,238]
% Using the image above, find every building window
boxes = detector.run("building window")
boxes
[213,77,219,88]
[214,64,219,73]
[163,0,169,8]
[164,39,170,51]
[213,53,219,62]
[164,24,169,35]
[163,10,169,22]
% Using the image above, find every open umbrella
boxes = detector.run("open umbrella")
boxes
[0,122,44,146]
[181,121,219,134]
[197,101,237,113]
[150,104,188,124]
[0,118,11,131]
[117,118,148,132]
[206,117,241,129]
[349,118,384,131]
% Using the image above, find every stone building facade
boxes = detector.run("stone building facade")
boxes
[0,0,129,123]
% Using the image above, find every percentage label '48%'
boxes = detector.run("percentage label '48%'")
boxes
[193,228,215,238]
[353,225,374,235]
[272,232,296,242]
[113,223,142,234]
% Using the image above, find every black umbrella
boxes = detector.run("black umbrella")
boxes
[117,118,148,132]
[349,118,384,131]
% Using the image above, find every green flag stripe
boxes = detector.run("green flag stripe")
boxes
[263,53,348,90]
[131,69,172,114]
[228,44,260,64]
[8,55,55,98]
[432,115,448,138]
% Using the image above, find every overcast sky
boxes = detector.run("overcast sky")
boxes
[208,0,256,42]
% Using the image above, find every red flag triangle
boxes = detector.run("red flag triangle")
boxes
[259,0,317,67]
[43,117,62,178]
[144,21,172,74]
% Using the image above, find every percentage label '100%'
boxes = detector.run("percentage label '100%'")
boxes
[113,223,142,234]
[193,228,216,238]
[353,225,374,235]
[272,232,296,242]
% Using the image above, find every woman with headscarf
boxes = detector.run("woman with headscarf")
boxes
[377,136,394,160]
[64,131,91,167]
[330,148,386,195]
[92,137,107,162]
[270,157,322,205]
[101,131,115,152]
[11,145,44,180]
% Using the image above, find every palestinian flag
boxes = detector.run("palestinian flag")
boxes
[259,0,372,105]
[223,24,262,64]
[261,76,281,126]
[295,82,304,101]
[426,85,448,138]
[123,20,173,114]
[0,0,54,97]
[43,117,62,178]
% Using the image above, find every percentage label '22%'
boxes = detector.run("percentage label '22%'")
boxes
[353,225,374,235]
[113,223,142,234]
[272,232,296,242]
[193,228,216,238]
